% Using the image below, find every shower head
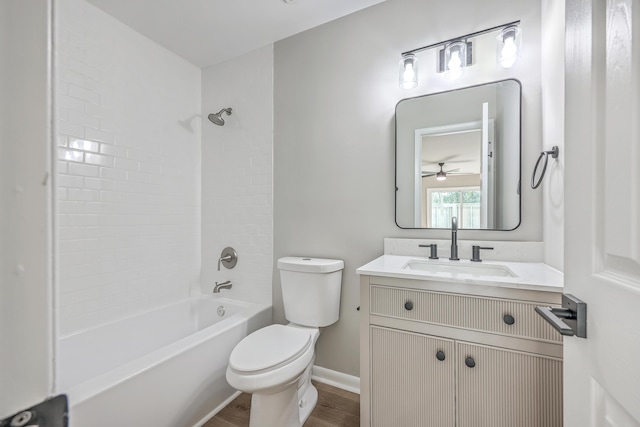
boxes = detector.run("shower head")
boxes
[208,108,232,126]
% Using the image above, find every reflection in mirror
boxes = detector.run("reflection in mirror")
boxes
[395,79,521,230]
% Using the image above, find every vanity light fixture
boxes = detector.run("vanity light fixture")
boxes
[497,26,522,68]
[398,20,521,89]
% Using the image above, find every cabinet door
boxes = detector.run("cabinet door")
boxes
[457,342,562,427]
[370,326,455,427]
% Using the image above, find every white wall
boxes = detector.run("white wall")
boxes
[274,0,543,376]
[0,0,53,416]
[55,0,201,336]
[201,45,274,305]
[541,0,565,271]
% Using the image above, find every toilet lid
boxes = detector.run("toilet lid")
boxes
[229,324,312,373]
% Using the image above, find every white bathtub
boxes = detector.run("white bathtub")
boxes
[57,295,271,427]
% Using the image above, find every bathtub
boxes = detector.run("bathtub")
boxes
[57,295,271,427]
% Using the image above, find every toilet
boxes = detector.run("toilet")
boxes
[226,257,344,427]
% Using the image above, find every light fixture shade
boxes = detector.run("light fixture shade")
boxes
[444,41,467,79]
[399,54,418,89]
[436,171,447,181]
[497,26,522,68]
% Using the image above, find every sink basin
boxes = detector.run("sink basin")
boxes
[403,260,518,278]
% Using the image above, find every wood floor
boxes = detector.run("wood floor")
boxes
[203,381,360,427]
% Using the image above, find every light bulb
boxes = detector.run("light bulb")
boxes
[403,63,415,85]
[448,51,462,71]
[443,41,466,80]
[500,36,518,68]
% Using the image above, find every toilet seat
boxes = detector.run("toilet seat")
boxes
[229,324,312,374]
[226,325,318,394]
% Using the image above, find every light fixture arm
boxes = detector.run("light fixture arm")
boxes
[401,20,520,57]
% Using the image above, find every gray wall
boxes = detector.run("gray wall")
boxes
[274,0,542,376]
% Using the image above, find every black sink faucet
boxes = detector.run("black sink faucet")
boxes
[450,216,459,261]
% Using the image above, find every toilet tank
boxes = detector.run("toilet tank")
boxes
[278,257,344,327]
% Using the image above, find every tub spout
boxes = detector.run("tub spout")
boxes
[213,280,232,293]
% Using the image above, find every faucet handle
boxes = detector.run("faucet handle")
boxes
[217,247,238,271]
[471,245,494,262]
[418,243,439,260]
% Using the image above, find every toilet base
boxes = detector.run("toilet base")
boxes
[246,364,318,427]
[249,383,300,427]
[298,381,318,424]
[297,361,318,424]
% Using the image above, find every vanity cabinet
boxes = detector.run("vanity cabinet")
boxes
[360,275,563,427]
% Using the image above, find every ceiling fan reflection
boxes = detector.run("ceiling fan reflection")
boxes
[421,162,464,181]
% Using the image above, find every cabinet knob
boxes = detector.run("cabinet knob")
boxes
[404,301,414,311]
[503,314,515,325]
[465,357,476,368]
[436,351,446,361]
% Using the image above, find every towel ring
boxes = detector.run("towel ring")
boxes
[531,146,559,189]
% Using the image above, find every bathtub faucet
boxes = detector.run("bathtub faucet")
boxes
[213,280,232,293]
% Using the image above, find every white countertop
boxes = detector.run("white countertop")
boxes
[357,255,564,293]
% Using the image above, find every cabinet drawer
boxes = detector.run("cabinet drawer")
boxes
[370,285,562,343]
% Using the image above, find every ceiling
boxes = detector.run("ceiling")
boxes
[85,0,387,68]
[422,131,482,175]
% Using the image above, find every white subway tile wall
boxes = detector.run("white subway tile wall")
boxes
[201,45,274,305]
[56,0,202,335]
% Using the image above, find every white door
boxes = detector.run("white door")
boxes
[564,0,640,425]
[480,106,495,229]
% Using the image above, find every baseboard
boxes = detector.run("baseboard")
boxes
[192,390,242,427]
[311,365,360,395]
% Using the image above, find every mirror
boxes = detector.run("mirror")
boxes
[395,79,521,230]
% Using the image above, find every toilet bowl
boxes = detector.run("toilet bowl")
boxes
[226,324,320,426]
[225,257,344,427]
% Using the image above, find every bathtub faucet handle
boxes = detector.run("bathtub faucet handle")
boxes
[217,247,238,271]
[217,255,232,271]
[213,280,232,294]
